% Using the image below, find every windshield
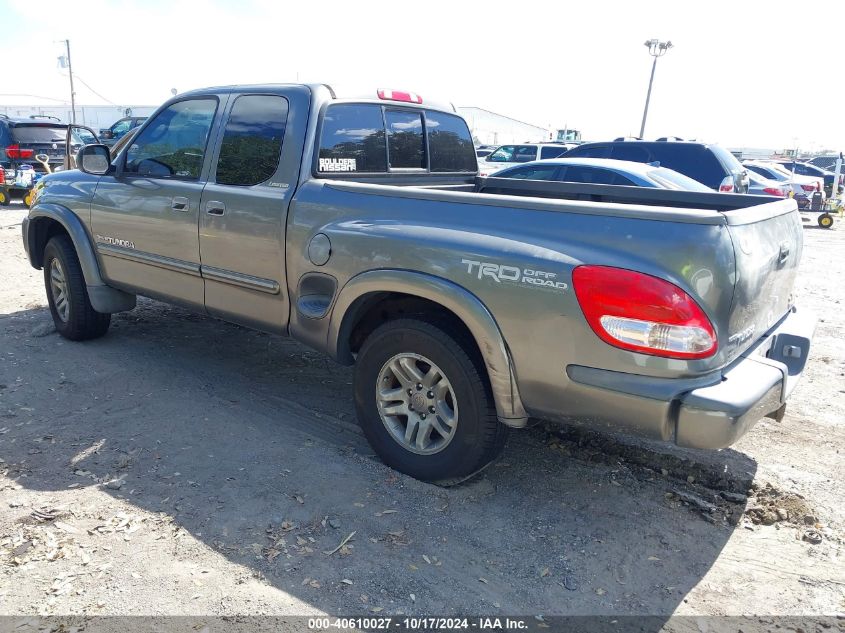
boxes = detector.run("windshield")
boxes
[11,125,68,144]
[647,167,712,191]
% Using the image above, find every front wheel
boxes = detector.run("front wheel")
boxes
[818,213,834,229]
[353,318,507,483]
[43,235,111,341]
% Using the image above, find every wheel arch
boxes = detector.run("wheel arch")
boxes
[26,204,135,313]
[328,270,528,427]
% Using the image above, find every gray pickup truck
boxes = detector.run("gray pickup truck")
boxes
[22,84,815,483]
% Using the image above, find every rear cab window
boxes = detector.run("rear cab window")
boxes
[317,103,476,175]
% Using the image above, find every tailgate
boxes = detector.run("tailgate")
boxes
[722,201,803,363]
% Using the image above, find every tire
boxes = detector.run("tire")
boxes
[0,189,10,206]
[43,235,111,341]
[818,213,834,229]
[353,318,508,483]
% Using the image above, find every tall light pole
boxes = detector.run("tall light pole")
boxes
[639,39,673,139]
[57,40,77,124]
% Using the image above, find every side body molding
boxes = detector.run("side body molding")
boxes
[25,204,136,314]
[328,270,528,428]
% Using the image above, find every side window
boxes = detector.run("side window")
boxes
[124,99,217,180]
[318,104,386,173]
[512,146,538,163]
[653,146,723,188]
[571,145,610,159]
[557,166,618,185]
[385,110,425,169]
[502,165,559,180]
[426,111,476,172]
[609,172,637,186]
[610,144,651,163]
[540,146,567,160]
[489,146,516,162]
[216,95,289,186]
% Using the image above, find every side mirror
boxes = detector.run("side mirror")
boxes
[101,130,114,139]
[78,145,111,175]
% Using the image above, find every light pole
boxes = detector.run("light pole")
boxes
[639,39,673,139]
[57,40,77,124]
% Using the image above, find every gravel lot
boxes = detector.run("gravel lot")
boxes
[0,201,843,623]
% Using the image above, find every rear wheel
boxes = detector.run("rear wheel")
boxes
[0,189,9,206]
[43,235,111,341]
[353,318,507,483]
[818,213,834,229]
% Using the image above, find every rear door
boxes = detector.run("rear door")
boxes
[198,88,309,332]
[63,124,100,170]
[91,96,224,309]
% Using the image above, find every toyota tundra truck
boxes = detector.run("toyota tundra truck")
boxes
[22,84,816,482]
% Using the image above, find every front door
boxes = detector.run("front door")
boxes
[90,97,223,309]
[198,91,298,332]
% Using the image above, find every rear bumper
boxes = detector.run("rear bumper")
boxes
[564,306,816,449]
[676,306,816,448]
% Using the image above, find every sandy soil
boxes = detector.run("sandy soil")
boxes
[0,201,843,624]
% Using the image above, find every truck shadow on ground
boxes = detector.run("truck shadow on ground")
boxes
[0,300,758,622]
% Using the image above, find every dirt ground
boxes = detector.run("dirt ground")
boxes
[1,200,843,624]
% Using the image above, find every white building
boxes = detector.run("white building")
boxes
[0,104,158,132]
[458,107,549,146]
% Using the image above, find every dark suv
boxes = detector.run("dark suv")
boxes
[0,115,98,205]
[562,140,749,193]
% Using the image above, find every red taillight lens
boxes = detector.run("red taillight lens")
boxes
[377,89,423,104]
[763,187,785,196]
[800,184,815,192]
[572,265,717,359]
[6,145,34,160]
[0,167,5,185]
[719,184,734,192]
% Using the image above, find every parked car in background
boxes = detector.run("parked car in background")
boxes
[743,161,823,208]
[746,170,787,197]
[477,143,574,176]
[490,157,713,191]
[806,155,841,171]
[561,140,750,193]
[98,116,146,147]
[0,114,99,205]
[768,159,842,195]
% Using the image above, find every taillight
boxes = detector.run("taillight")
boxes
[763,187,785,196]
[719,184,734,192]
[377,89,423,104]
[6,144,35,160]
[0,167,5,185]
[572,265,717,359]
[800,184,815,192]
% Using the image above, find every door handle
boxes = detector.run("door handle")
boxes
[171,196,189,212]
[205,201,225,216]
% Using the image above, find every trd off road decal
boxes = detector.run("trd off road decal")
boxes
[461,259,568,291]
[319,158,357,172]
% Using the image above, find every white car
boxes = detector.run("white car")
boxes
[743,161,824,207]
[477,143,575,176]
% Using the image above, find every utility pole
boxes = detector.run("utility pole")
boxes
[639,39,673,139]
[63,39,77,124]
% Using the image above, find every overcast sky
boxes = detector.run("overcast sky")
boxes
[3,0,844,152]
